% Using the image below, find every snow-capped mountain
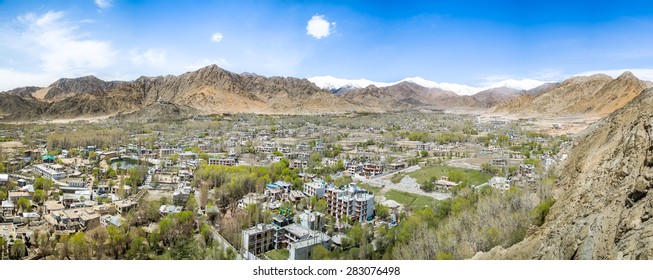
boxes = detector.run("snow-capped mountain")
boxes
[307,75,393,90]
[307,75,551,95]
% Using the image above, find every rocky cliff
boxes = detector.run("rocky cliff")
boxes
[478,88,653,259]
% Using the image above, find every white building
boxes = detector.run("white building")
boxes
[303,180,329,199]
[33,164,66,180]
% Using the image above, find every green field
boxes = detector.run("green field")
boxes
[265,249,289,260]
[406,165,492,186]
[384,190,439,210]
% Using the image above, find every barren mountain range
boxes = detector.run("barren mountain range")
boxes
[492,72,649,117]
[0,65,650,121]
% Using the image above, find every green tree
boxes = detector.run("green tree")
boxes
[311,245,331,260]
[186,193,197,212]
[10,239,27,259]
[16,197,31,212]
[33,189,47,205]
[0,237,6,260]
[69,232,90,259]
[531,198,556,226]
[126,236,150,260]
[34,177,54,192]
[107,225,127,259]
[420,180,435,192]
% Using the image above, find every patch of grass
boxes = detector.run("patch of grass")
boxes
[406,165,491,186]
[390,173,405,184]
[385,190,438,210]
[265,249,290,260]
[357,183,382,195]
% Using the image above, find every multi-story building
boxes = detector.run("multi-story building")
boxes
[208,158,236,166]
[346,163,363,175]
[33,164,66,180]
[242,210,330,260]
[416,142,430,151]
[363,163,383,177]
[303,180,329,199]
[325,183,374,223]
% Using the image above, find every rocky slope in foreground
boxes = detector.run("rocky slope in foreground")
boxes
[478,88,653,259]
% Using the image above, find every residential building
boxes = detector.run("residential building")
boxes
[363,163,383,177]
[241,210,330,260]
[489,176,510,191]
[303,180,329,199]
[325,184,375,223]
[33,164,66,180]
[159,204,183,216]
[416,142,430,151]
[208,158,236,166]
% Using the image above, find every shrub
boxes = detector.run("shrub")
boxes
[530,198,556,226]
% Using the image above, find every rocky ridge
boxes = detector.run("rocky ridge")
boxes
[478,88,653,259]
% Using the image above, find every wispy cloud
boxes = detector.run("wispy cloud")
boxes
[95,0,113,10]
[15,10,116,75]
[210,32,223,43]
[306,14,335,39]
[130,49,167,67]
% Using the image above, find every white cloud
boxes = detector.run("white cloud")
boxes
[306,14,335,39]
[12,11,116,75]
[130,49,167,67]
[0,68,57,91]
[211,32,224,43]
[95,0,113,10]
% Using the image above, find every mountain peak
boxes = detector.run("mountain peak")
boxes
[616,71,637,80]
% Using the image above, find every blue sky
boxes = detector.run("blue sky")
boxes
[1,0,653,91]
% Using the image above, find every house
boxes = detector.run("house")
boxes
[42,155,55,163]
[416,142,430,151]
[8,191,32,203]
[303,180,329,199]
[288,190,307,202]
[241,210,330,260]
[173,184,193,205]
[489,176,510,191]
[208,158,236,166]
[346,164,363,175]
[363,163,383,177]
[159,204,183,216]
[435,176,459,190]
[491,158,507,167]
[33,164,66,180]
[100,214,125,227]
[0,174,8,185]
[43,201,65,214]
[238,193,267,209]
[1,200,14,217]
[114,200,137,214]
